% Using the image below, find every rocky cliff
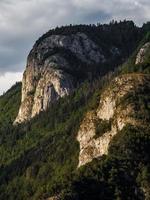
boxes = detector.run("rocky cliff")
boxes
[14,33,106,124]
[77,73,150,167]
[77,42,150,167]
[14,21,142,124]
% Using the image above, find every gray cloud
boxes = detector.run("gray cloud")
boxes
[0,0,150,74]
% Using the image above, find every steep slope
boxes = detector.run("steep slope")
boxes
[58,39,150,200]
[77,38,150,167]
[14,33,103,123]
[77,73,150,166]
[14,21,142,124]
[0,22,150,200]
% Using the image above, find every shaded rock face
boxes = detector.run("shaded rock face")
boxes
[77,74,150,167]
[135,42,150,64]
[14,33,105,124]
[32,32,105,65]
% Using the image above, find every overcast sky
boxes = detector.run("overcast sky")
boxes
[0,0,150,94]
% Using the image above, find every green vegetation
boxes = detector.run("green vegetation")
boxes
[94,119,112,139]
[120,82,150,123]
[0,77,109,199]
[0,82,21,123]
[1,73,149,199]
[60,125,150,200]
[120,31,150,75]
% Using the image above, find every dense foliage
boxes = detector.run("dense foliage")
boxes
[94,119,112,139]
[0,75,113,199]
[61,125,150,200]
[0,82,21,124]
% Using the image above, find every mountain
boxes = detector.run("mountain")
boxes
[0,21,150,200]
[14,20,143,124]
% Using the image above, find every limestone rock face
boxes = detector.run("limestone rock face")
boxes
[15,67,74,124]
[14,33,105,124]
[135,42,150,64]
[77,74,150,167]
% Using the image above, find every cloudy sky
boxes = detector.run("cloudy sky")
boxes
[0,0,150,94]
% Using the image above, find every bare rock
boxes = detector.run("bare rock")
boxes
[14,32,105,124]
[135,42,150,64]
[77,74,150,167]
